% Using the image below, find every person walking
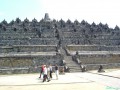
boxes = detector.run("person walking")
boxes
[49,64,53,79]
[39,64,44,78]
[55,64,59,80]
[47,65,51,81]
[43,65,50,82]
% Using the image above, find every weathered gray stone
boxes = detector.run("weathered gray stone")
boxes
[0,13,120,74]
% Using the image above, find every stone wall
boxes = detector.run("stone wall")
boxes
[66,45,120,70]
[0,45,57,53]
[66,45,120,51]
[0,38,59,45]
[0,44,63,74]
[0,54,63,74]
[72,53,120,70]
[77,54,120,64]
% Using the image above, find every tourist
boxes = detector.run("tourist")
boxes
[64,65,70,72]
[47,65,51,81]
[55,64,59,80]
[80,64,86,72]
[98,65,105,72]
[39,64,44,78]
[49,64,53,79]
[62,60,66,65]
[43,65,50,82]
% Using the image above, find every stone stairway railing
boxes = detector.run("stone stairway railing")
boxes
[64,56,81,72]
[60,47,81,72]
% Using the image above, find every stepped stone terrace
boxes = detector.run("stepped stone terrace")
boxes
[0,13,120,74]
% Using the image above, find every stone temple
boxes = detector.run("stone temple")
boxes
[0,13,120,74]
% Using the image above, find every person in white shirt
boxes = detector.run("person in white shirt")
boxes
[43,65,50,82]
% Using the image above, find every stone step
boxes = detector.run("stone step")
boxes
[64,58,72,60]
[64,60,76,64]
[70,68,81,71]
[60,48,82,72]
[70,70,81,72]
[69,68,81,72]
[66,63,79,67]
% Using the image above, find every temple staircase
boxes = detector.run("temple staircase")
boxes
[60,47,81,72]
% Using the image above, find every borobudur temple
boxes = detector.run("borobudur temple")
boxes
[0,13,120,74]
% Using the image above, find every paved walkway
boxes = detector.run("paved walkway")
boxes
[89,69,120,78]
[0,69,120,90]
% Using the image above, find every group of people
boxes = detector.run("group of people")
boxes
[39,64,59,82]
[39,63,105,82]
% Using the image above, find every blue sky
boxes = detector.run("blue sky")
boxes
[0,0,120,28]
[0,0,45,22]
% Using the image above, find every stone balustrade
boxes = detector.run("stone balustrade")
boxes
[0,45,57,53]
[66,45,120,51]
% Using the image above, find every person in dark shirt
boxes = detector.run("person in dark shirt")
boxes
[49,64,53,79]
[55,64,59,79]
